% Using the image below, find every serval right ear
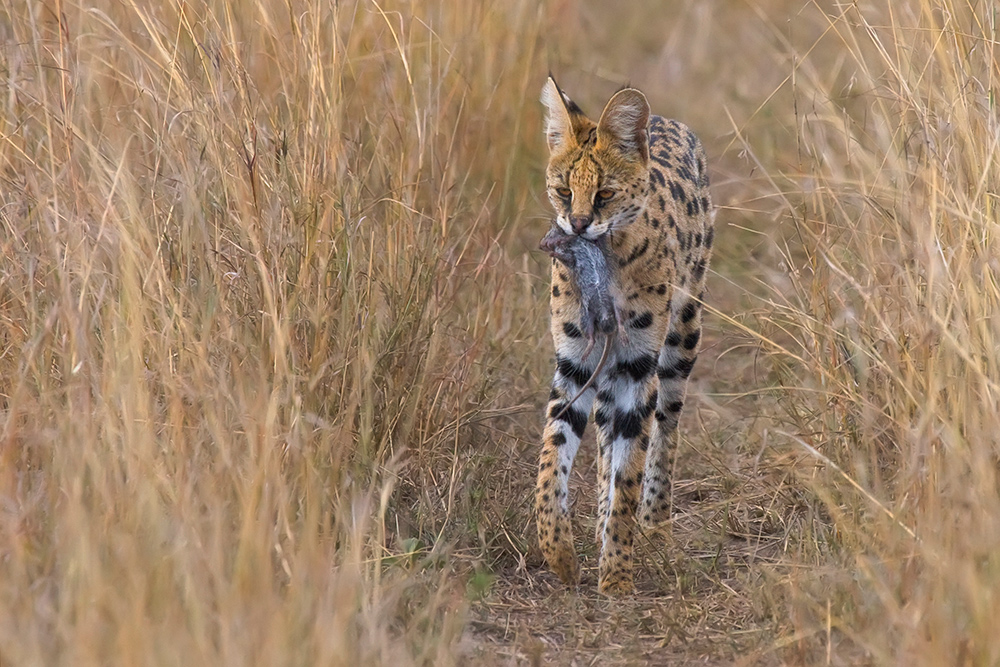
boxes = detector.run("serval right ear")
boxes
[541,75,589,154]
[596,87,650,163]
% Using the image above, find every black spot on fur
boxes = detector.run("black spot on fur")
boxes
[630,311,654,329]
[620,238,650,267]
[676,357,696,378]
[613,409,645,440]
[613,393,658,439]
[565,407,588,437]
[680,302,698,323]
[669,181,686,202]
[615,473,639,488]
[556,355,591,388]
[549,402,588,437]
[652,152,673,168]
[562,321,583,339]
[551,432,567,447]
[657,365,677,380]
[666,332,682,346]
[614,353,657,382]
[667,401,684,412]
[683,331,701,350]
[552,285,560,297]
[692,259,706,282]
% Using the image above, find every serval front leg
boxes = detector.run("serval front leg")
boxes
[593,345,659,595]
[536,325,599,585]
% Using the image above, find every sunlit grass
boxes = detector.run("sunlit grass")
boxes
[749,2,1000,662]
[0,0,545,663]
[1,0,998,664]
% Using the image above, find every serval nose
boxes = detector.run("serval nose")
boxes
[570,215,591,234]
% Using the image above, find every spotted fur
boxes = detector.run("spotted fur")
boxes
[535,76,714,595]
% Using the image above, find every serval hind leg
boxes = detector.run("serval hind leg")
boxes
[640,296,704,528]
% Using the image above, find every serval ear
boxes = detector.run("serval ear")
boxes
[596,87,650,163]
[541,76,587,154]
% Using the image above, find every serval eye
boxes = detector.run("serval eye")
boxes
[555,187,572,199]
[596,189,616,201]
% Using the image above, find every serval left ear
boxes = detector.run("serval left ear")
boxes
[540,75,589,154]
[596,88,650,163]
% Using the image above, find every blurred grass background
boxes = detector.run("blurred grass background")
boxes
[0,0,997,664]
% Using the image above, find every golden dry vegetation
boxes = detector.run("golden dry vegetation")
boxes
[1,0,998,664]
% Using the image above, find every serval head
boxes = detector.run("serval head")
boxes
[541,76,651,241]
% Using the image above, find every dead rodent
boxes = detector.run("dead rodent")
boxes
[540,224,626,416]
[539,224,620,345]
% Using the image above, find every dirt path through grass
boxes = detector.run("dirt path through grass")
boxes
[463,244,800,664]
[460,7,809,660]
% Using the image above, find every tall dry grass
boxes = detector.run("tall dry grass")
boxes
[2,0,999,664]
[0,0,548,663]
[736,1,1000,662]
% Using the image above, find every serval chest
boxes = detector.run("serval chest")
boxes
[535,77,713,595]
